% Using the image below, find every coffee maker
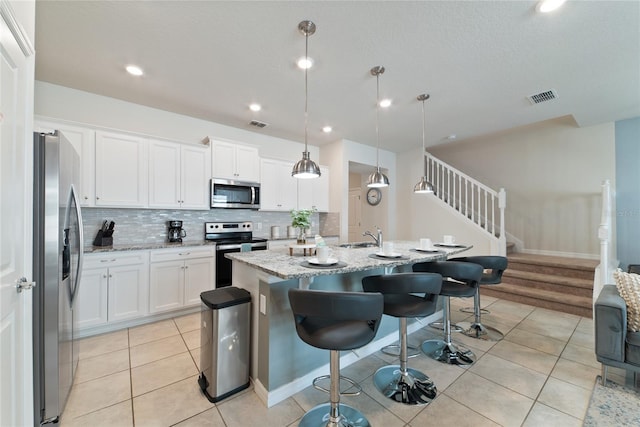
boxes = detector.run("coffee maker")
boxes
[167,220,186,242]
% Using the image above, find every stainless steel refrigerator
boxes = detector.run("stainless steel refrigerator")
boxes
[32,131,84,425]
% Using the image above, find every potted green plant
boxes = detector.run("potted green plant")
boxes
[290,208,316,244]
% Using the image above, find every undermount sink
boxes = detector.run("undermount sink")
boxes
[338,242,378,248]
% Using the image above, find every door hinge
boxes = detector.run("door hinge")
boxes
[16,277,36,293]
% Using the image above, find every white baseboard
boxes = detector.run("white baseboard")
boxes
[255,310,441,408]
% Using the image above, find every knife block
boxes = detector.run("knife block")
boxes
[93,230,113,247]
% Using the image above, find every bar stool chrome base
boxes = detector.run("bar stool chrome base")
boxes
[312,375,362,396]
[428,321,464,333]
[298,403,371,427]
[421,339,476,365]
[457,321,504,341]
[373,365,437,405]
[381,343,420,358]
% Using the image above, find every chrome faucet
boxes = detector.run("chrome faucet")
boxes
[363,227,383,250]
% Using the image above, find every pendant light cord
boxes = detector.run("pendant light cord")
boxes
[375,72,380,169]
[304,31,309,152]
[421,97,426,175]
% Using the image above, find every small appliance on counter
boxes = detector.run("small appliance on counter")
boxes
[93,219,115,246]
[168,220,187,242]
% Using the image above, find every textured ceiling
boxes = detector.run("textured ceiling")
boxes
[34,1,640,153]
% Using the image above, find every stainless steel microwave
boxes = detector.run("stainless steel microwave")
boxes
[210,178,260,209]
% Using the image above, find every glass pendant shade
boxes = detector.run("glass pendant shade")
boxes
[292,20,320,179]
[368,168,390,188]
[292,151,321,178]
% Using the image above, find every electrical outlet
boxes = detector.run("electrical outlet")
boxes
[260,294,267,315]
[256,222,262,230]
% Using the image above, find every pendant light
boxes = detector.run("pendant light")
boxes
[292,20,321,179]
[367,66,390,188]
[414,93,435,194]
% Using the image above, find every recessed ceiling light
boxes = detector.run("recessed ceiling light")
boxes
[322,126,332,133]
[249,103,262,112]
[379,99,392,108]
[537,0,566,13]
[125,65,143,76]
[447,134,457,140]
[297,56,313,69]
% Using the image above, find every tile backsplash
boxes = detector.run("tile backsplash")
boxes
[82,207,340,248]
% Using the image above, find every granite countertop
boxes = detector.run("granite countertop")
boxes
[226,241,472,280]
[84,240,217,254]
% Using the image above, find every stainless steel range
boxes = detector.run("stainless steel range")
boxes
[205,222,267,288]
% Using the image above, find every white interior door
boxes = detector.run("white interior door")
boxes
[348,189,362,242]
[0,4,35,425]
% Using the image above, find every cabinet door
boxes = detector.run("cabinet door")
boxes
[183,257,215,306]
[76,267,108,329]
[260,159,297,211]
[35,121,96,206]
[234,145,260,181]
[149,261,185,313]
[95,131,148,207]
[148,140,181,208]
[181,144,211,209]
[108,264,149,322]
[211,140,237,179]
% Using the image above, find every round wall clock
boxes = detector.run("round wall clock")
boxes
[366,188,382,206]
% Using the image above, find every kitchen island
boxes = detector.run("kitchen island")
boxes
[226,241,471,407]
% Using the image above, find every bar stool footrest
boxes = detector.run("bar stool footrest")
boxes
[312,375,362,396]
[381,343,420,358]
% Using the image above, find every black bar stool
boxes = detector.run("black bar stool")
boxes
[362,272,442,405]
[289,288,383,427]
[413,261,482,365]
[451,256,508,341]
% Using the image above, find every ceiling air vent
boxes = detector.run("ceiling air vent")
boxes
[527,89,558,105]
[249,120,268,128]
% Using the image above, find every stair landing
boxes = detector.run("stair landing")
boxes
[482,253,598,318]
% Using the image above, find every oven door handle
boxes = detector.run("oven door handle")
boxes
[216,242,267,251]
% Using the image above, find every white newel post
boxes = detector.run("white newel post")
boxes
[595,179,612,303]
[498,188,507,256]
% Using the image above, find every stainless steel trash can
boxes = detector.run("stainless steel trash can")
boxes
[197,287,251,403]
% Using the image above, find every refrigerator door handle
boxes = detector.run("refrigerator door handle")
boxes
[67,184,84,304]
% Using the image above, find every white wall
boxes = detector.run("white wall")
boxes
[321,139,396,242]
[401,115,615,258]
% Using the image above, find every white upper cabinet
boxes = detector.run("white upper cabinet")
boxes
[180,144,211,209]
[34,120,96,206]
[298,166,330,212]
[148,140,211,209]
[95,131,148,207]
[211,139,260,182]
[260,158,298,211]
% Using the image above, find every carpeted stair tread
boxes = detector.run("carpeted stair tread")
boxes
[482,284,592,318]
[487,282,592,305]
[507,253,598,271]
[503,269,593,290]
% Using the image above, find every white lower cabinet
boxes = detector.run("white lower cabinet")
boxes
[78,251,149,329]
[149,246,215,314]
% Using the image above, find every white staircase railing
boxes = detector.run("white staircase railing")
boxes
[425,152,507,255]
[595,179,616,302]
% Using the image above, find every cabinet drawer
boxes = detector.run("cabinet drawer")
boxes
[84,251,149,269]
[150,246,215,263]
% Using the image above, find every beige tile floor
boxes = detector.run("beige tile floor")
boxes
[61,296,615,427]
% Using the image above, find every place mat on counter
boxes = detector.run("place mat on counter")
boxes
[434,243,467,248]
[409,248,444,254]
[300,261,348,269]
[368,254,410,261]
